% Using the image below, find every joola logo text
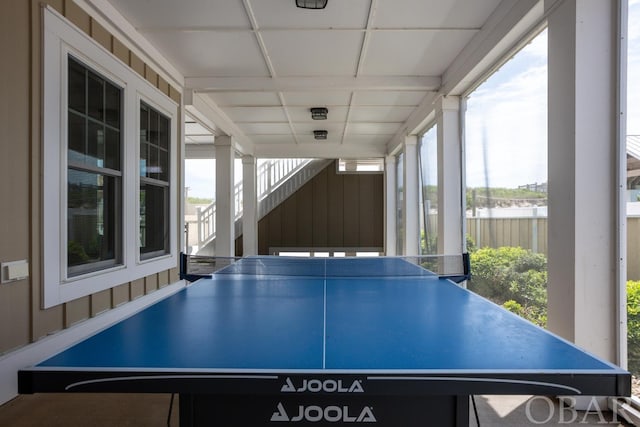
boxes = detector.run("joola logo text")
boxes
[280,377,364,393]
[270,402,377,423]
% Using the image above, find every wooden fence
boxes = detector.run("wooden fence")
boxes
[461,216,640,281]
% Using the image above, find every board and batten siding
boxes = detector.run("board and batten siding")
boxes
[0,0,181,355]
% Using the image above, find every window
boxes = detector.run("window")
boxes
[42,7,178,308]
[419,125,438,255]
[67,57,123,276]
[337,158,384,173]
[464,29,548,327]
[139,102,170,259]
[396,152,404,255]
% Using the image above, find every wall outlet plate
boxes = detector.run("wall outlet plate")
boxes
[1,260,29,284]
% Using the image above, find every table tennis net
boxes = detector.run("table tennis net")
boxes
[180,253,469,283]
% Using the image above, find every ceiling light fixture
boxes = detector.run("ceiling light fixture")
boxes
[313,130,328,140]
[296,0,328,9]
[310,107,328,120]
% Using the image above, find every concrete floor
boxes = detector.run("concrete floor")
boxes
[0,393,632,426]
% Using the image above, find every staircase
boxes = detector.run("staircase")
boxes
[193,158,332,255]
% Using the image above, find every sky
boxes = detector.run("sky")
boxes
[464,29,547,189]
[186,3,640,197]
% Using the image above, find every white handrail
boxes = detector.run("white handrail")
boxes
[196,158,312,250]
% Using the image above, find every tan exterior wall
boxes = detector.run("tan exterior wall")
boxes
[258,162,384,254]
[0,0,182,355]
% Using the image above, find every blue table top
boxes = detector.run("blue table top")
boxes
[22,256,628,397]
[37,257,619,373]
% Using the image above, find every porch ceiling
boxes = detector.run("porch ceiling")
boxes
[105,0,525,158]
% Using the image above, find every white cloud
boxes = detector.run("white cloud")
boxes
[465,33,548,188]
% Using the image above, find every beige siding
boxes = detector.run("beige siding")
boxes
[0,1,182,354]
[258,161,384,254]
[629,218,640,281]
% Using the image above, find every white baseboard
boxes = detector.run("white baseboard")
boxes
[0,280,186,406]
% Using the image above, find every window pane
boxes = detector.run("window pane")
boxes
[464,30,548,328]
[68,111,85,164]
[140,183,169,257]
[419,126,438,255]
[87,121,104,168]
[159,149,168,182]
[396,153,404,255]
[67,169,119,274]
[87,71,104,121]
[68,57,85,113]
[66,58,123,277]
[149,108,159,146]
[105,82,120,128]
[140,105,149,177]
[140,101,170,183]
[159,115,169,150]
[105,128,120,171]
[149,144,159,179]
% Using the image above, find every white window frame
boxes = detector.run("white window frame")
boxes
[42,7,178,308]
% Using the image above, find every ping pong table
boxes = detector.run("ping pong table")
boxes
[19,256,630,426]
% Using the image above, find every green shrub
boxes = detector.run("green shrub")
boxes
[469,246,547,327]
[628,280,640,374]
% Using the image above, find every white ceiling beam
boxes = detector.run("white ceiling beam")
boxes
[185,143,216,159]
[185,92,255,155]
[442,0,545,96]
[254,143,387,159]
[186,76,441,92]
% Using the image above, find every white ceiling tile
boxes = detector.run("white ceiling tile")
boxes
[349,106,415,122]
[342,134,394,146]
[361,30,475,76]
[207,92,282,107]
[346,122,402,135]
[110,0,251,29]
[222,107,288,122]
[240,123,293,134]
[249,0,370,29]
[372,0,501,28]
[262,31,363,76]
[352,91,426,106]
[282,91,352,106]
[145,31,269,76]
[249,134,296,145]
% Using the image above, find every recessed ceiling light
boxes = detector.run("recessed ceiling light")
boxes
[296,0,328,9]
[313,130,328,140]
[310,107,328,120]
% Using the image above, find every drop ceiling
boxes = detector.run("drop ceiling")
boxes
[104,0,535,158]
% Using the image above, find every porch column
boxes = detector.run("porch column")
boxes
[242,155,258,256]
[215,135,235,257]
[436,96,463,256]
[385,155,397,256]
[546,0,622,364]
[403,135,420,256]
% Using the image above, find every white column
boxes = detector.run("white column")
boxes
[242,155,258,256]
[403,135,420,256]
[384,155,397,256]
[546,0,620,363]
[436,96,463,256]
[215,135,235,257]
